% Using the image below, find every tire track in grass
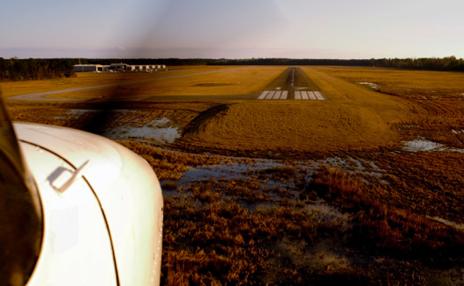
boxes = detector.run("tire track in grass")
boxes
[182,104,230,136]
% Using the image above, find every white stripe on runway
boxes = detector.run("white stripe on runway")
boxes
[258,91,270,100]
[307,91,316,100]
[314,91,325,100]
[265,91,275,99]
[273,91,281,99]
[301,91,308,100]
[259,90,324,101]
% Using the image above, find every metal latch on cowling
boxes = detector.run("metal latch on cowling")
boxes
[46,160,89,193]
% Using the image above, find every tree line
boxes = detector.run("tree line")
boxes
[0,58,79,81]
[208,56,464,71]
[1,56,463,81]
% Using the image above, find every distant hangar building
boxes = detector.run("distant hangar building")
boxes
[73,64,105,73]
[73,63,167,73]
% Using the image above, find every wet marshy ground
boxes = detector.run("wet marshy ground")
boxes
[8,103,464,285]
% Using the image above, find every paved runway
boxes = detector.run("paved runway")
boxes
[294,91,324,100]
[257,90,288,100]
[259,90,324,101]
[257,67,325,101]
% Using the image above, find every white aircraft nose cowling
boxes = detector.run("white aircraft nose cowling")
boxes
[14,122,163,286]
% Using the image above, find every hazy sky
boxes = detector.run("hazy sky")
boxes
[1,0,463,58]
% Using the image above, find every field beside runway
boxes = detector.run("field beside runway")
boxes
[2,66,285,101]
[1,72,120,97]
[313,66,464,97]
[307,66,464,148]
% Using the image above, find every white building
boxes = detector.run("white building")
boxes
[73,63,167,73]
[109,63,129,72]
[73,64,104,73]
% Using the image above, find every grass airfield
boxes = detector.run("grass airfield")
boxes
[5,66,464,285]
[3,66,285,100]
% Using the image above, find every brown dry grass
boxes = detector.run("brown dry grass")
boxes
[311,166,464,257]
[115,66,285,98]
[316,66,464,98]
[370,152,464,223]
[314,66,464,148]
[181,67,415,153]
[161,187,364,285]
[118,140,464,285]
[0,72,121,97]
[1,66,285,100]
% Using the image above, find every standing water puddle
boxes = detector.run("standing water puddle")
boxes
[179,157,384,186]
[105,117,181,144]
[358,82,380,90]
[53,109,181,144]
[403,138,464,153]
[178,161,283,185]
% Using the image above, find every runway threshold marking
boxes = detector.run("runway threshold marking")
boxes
[308,91,316,100]
[314,91,325,100]
[258,90,325,100]
[258,91,270,100]
[293,91,326,101]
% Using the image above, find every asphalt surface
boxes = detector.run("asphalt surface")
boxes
[257,67,324,100]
